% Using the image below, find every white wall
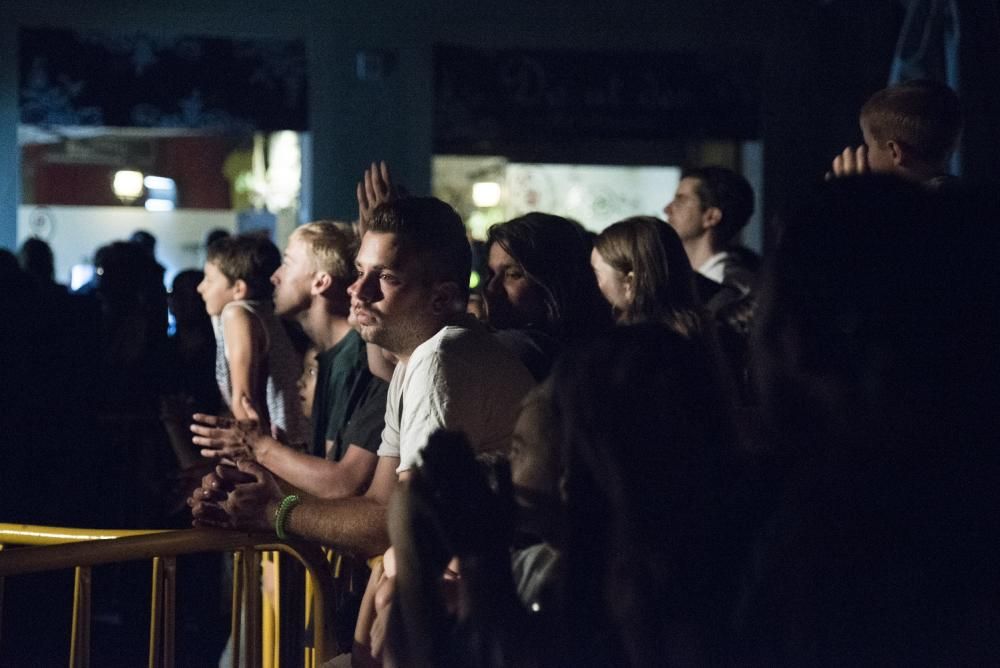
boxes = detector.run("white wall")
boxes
[17,205,237,287]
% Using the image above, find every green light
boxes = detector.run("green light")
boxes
[469,270,481,289]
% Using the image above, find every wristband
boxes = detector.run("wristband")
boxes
[273,494,301,540]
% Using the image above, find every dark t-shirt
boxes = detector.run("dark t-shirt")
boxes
[311,329,380,458]
[328,372,388,462]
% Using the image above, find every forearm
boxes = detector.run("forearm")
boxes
[257,441,364,500]
[272,495,390,558]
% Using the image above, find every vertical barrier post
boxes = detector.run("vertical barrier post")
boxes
[149,557,163,668]
[241,548,263,668]
[230,551,244,668]
[148,556,177,668]
[162,557,175,668]
[70,565,92,668]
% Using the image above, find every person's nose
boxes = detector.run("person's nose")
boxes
[485,272,501,295]
[349,272,376,303]
[271,267,281,286]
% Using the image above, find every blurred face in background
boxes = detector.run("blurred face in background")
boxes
[664,177,708,243]
[297,347,319,417]
[484,242,547,330]
[590,248,632,316]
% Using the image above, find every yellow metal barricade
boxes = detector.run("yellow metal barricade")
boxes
[0,524,336,668]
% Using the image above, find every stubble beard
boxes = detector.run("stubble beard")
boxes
[355,314,424,359]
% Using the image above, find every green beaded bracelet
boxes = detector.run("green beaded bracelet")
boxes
[274,494,301,540]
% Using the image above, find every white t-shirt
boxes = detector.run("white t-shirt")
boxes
[377,320,535,473]
[697,252,730,284]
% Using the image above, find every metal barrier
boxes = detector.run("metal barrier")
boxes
[0,524,337,668]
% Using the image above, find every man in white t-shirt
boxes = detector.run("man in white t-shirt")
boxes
[190,196,533,558]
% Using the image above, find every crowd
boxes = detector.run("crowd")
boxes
[3,78,999,665]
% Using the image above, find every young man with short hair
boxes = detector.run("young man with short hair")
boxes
[664,166,757,293]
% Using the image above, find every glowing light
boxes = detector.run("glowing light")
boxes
[469,270,481,289]
[113,170,144,201]
[143,175,176,191]
[70,264,94,290]
[472,181,502,208]
[144,198,175,212]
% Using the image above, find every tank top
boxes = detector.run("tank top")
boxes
[213,299,309,445]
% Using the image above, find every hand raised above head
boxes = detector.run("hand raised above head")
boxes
[191,396,267,463]
[356,160,395,235]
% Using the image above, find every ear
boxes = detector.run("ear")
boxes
[623,271,636,304]
[701,206,723,230]
[231,278,249,300]
[311,272,333,296]
[886,140,905,166]
[429,282,462,317]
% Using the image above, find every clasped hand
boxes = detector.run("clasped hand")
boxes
[187,461,282,532]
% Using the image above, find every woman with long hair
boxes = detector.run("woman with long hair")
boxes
[485,213,611,378]
[591,216,702,335]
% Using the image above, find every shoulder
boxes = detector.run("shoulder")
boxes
[494,328,560,382]
[221,302,258,332]
[416,322,535,391]
[340,329,370,369]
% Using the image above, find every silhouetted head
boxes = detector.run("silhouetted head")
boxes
[551,323,738,664]
[130,230,157,258]
[18,237,55,284]
[169,269,208,324]
[753,173,962,443]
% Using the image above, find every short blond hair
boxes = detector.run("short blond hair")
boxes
[290,221,358,281]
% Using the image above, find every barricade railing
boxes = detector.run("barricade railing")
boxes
[0,524,337,668]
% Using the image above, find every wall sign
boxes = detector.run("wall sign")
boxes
[435,44,761,152]
[19,28,307,132]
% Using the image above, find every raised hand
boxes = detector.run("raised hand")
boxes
[191,395,268,463]
[827,144,870,180]
[356,160,395,235]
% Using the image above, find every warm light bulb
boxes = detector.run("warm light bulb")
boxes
[472,181,502,208]
[113,170,144,201]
